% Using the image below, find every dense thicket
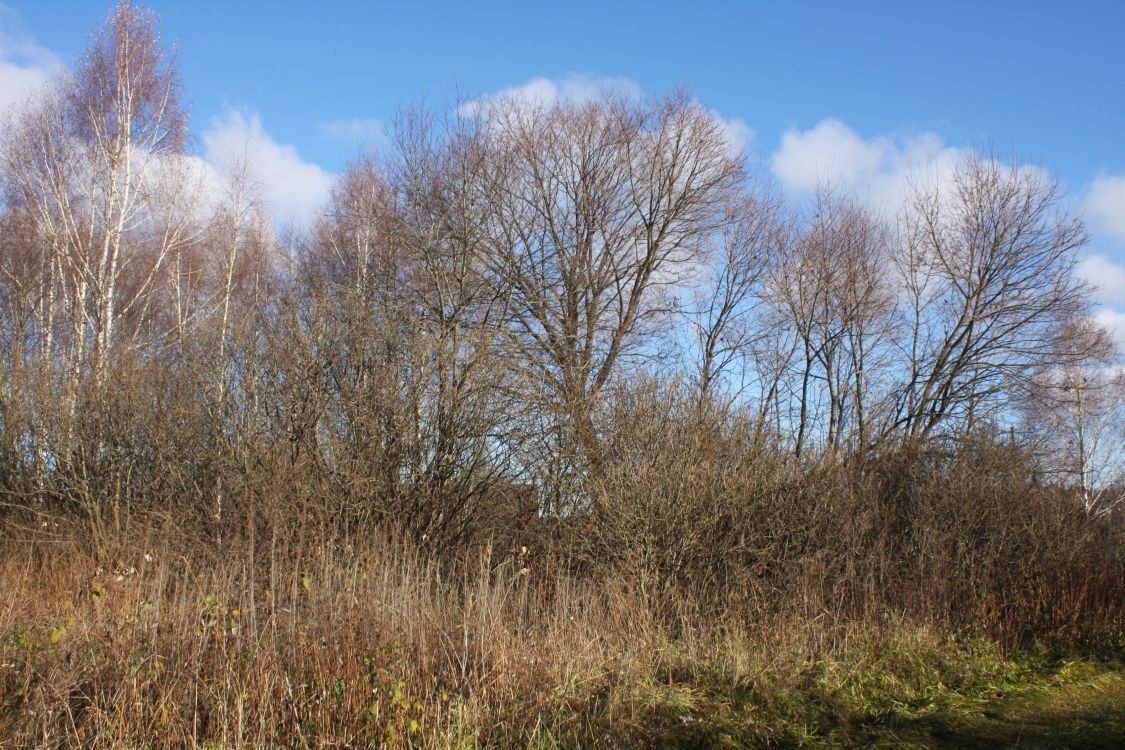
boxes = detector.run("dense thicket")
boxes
[0,2,1122,638]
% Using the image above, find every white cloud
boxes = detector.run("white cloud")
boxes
[1078,254,1125,307]
[0,7,62,114]
[713,111,754,157]
[1086,174,1125,243]
[202,109,333,227]
[1081,177,1125,331]
[1083,251,1125,357]
[464,74,645,113]
[771,119,967,209]
[773,119,882,188]
[1094,308,1125,356]
[461,74,752,158]
[319,117,386,149]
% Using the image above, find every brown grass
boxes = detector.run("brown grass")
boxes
[0,521,727,747]
[1,516,1121,749]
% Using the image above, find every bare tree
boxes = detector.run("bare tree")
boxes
[206,154,271,382]
[766,188,892,458]
[292,108,523,544]
[1,0,196,393]
[1022,318,1125,516]
[387,108,521,541]
[0,1,203,526]
[689,181,785,405]
[886,153,1094,441]
[477,90,745,464]
[300,155,412,510]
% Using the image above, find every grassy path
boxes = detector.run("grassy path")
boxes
[899,669,1125,749]
[552,642,1125,749]
[904,670,1125,746]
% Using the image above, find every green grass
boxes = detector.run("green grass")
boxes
[497,634,1125,749]
[910,671,1125,749]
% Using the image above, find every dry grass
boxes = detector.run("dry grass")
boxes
[0,521,723,747]
[1,520,1121,749]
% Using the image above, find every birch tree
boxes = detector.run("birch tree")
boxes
[0,0,194,392]
[1022,319,1125,516]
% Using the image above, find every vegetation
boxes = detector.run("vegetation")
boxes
[0,3,1122,747]
[0,524,1122,748]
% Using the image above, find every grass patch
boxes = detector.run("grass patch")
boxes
[504,631,1125,749]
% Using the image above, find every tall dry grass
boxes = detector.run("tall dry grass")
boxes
[0,521,737,747]
[1,512,1121,749]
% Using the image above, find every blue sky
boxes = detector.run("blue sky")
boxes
[2,0,1124,342]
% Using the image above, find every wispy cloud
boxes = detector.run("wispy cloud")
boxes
[1095,308,1125,355]
[1086,174,1125,243]
[462,74,752,156]
[714,113,754,157]
[771,118,968,209]
[463,74,645,112]
[203,109,334,228]
[0,5,62,114]
[1080,174,1125,352]
[319,117,386,150]
[1078,255,1125,308]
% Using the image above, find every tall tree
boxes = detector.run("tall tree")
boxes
[1021,318,1124,516]
[478,90,745,463]
[1,0,195,388]
[886,153,1094,441]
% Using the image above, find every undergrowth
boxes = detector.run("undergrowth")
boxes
[0,524,1121,748]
